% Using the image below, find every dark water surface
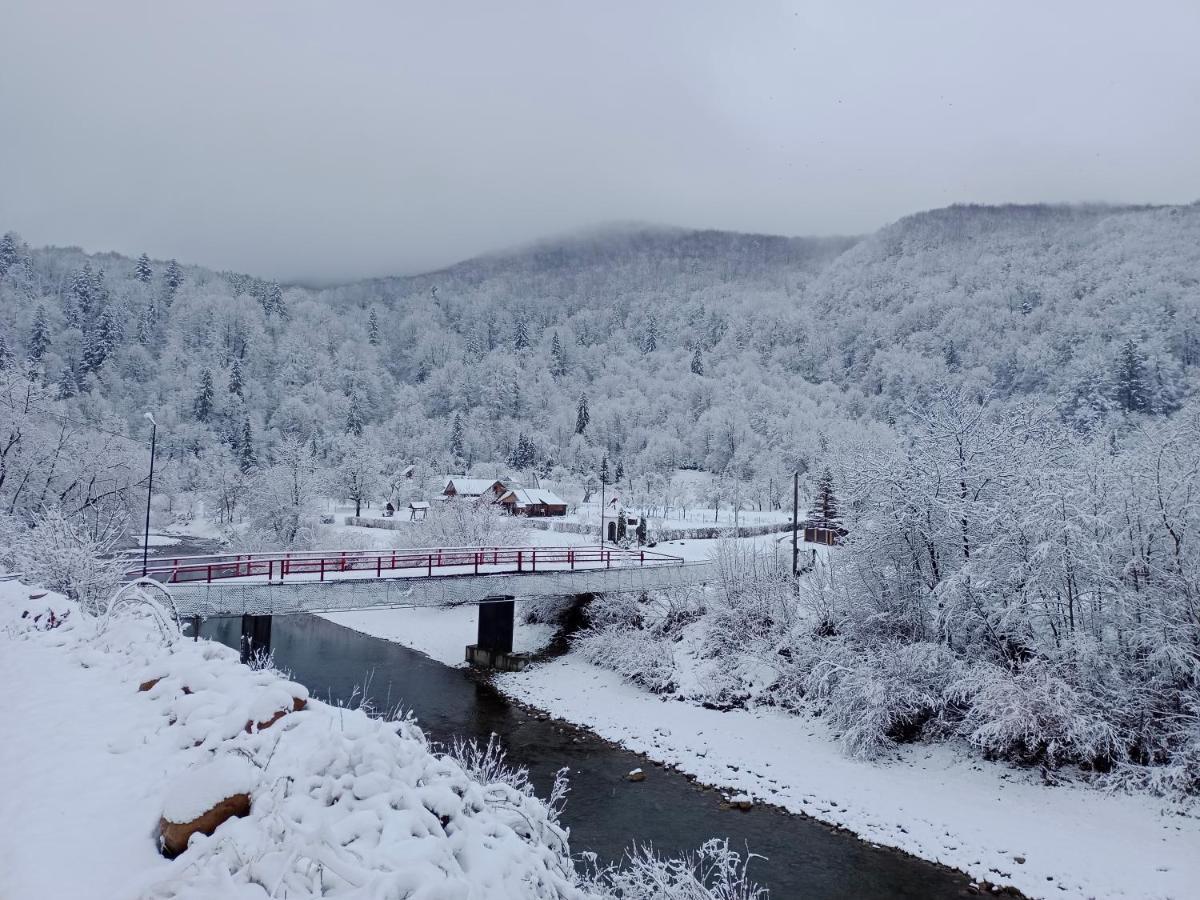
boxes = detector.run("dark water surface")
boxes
[207,614,973,899]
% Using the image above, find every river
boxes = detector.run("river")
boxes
[206,614,974,899]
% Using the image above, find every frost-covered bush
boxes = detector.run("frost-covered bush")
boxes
[522,594,577,626]
[412,497,525,548]
[4,507,127,615]
[581,839,766,900]
[951,659,1124,769]
[576,624,679,694]
[808,640,961,758]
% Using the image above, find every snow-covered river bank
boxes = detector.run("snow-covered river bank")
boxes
[327,604,1200,900]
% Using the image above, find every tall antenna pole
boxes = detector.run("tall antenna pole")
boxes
[141,412,158,578]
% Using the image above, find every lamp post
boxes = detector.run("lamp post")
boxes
[141,412,157,578]
[791,470,800,577]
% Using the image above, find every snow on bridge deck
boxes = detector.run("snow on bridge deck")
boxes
[132,547,717,617]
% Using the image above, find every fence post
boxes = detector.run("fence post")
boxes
[569,549,574,570]
[474,552,479,575]
[428,554,433,577]
[269,560,274,581]
[605,551,611,569]
[207,564,212,583]
[517,550,523,573]
[640,550,645,565]
[320,558,325,582]
[376,556,381,578]
[531,550,536,572]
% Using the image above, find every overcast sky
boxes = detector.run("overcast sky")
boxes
[2,2,1198,283]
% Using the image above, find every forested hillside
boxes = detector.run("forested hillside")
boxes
[2,202,1198,512]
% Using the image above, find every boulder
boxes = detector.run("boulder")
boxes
[159,793,250,857]
[245,695,307,733]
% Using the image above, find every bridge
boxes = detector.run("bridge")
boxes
[131,546,716,669]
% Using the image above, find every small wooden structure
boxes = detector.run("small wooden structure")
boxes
[408,501,430,521]
[498,488,567,517]
[802,519,847,546]
[443,478,509,501]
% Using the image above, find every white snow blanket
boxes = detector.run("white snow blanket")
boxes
[0,578,587,900]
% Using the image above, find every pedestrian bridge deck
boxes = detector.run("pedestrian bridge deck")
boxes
[134,546,717,617]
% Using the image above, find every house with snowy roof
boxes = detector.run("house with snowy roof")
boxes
[497,487,568,517]
[442,477,509,501]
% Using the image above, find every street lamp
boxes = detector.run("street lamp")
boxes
[141,412,157,578]
[792,471,800,577]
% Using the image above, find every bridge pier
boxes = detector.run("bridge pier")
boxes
[466,596,528,671]
[240,614,272,665]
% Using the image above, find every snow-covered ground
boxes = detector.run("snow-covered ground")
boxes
[0,576,588,899]
[324,603,557,667]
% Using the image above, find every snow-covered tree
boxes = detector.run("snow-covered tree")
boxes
[193,368,215,421]
[575,393,590,434]
[135,253,153,283]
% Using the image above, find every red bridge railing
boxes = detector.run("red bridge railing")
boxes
[128,545,683,585]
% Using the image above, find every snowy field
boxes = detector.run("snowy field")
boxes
[0,576,588,899]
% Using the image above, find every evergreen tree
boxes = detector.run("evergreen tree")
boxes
[56,364,77,399]
[600,454,610,486]
[1114,339,1149,413]
[345,390,365,436]
[70,263,94,321]
[450,412,465,459]
[136,302,156,344]
[808,468,841,528]
[367,308,380,345]
[0,232,18,277]
[193,368,215,421]
[27,305,51,365]
[135,253,153,283]
[164,258,183,295]
[0,331,9,371]
[238,415,256,473]
[642,315,658,354]
[228,356,244,397]
[550,330,567,377]
[690,346,704,375]
[465,329,481,359]
[513,315,530,351]
[614,458,624,484]
[82,305,118,373]
[575,393,590,434]
[943,341,961,373]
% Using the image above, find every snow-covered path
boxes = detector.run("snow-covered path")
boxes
[497,656,1200,900]
[0,626,174,898]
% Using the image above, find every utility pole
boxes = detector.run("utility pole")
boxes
[791,470,799,577]
[599,470,606,547]
[141,412,158,578]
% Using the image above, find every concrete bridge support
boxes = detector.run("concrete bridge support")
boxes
[465,596,528,671]
[240,614,272,664]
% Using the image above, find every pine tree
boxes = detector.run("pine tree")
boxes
[465,329,481,359]
[367,309,380,345]
[82,305,118,373]
[600,454,610,486]
[228,356,244,397]
[575,393,590,434]
[690,347,704,375]
[27,305,51,366]
[550,331,567,377]
[642,315,658,354]
[56,364,77,399]
[238,416,256,473]
[808,468,841,528]
[136,302,156,344]
[135,253,153,283]
[345,390,365,436]
[450,412,465,459]
[193,368,215,421]
[0,232,18,277]
[0,331,9,371]
[614,458,624,484]
[1115,339,1148,413]
[164,259,183,296]
[513,316,530,351]
[70,264,94,321]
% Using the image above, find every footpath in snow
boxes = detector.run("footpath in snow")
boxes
[0,578,586,900]
[329,603,1200,900]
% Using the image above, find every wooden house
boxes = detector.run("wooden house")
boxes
[497,487,568,517]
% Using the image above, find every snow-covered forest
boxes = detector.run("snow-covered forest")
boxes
[2,201,1200,796]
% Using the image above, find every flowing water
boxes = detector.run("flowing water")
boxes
[207,614,974,899]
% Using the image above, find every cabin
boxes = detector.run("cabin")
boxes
[407,501,430,521]
[442,478,509,501]
[498,487,568,517]
[802,519,847,546]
